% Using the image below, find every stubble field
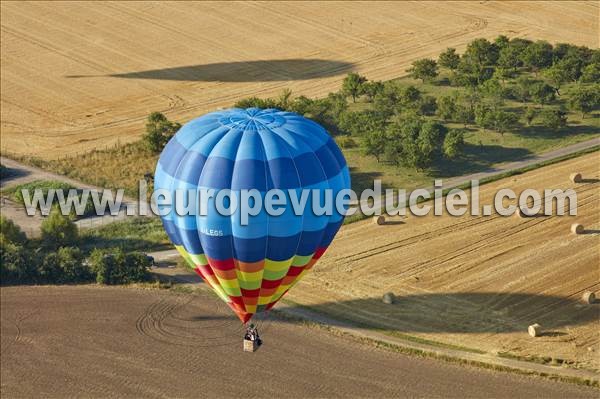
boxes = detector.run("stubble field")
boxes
[1,1,598,158]
[286,152,600,370]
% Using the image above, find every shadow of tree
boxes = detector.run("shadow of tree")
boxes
[66,59,355,82]
[515,124,600,139]
[431,144,533,177]
[349,168,387,194]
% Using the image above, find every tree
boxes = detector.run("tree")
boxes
[326,91,348,120]
[454,104,475,127]
[497,38,532,72]
[475,106,517,134]
[411,121,447,170]
[539,109,568,130]
[475,105,494,131]
[56,247,90,283]
[363,130,387,162]
[89,248,150,285]
[338,110,386,136]
[0,240,35,284]
[41,208,78,249]
[235,96,278,109]
[524,107,537,126]
[436,96,456,121]
[277,88,293,109]
[362,81,384,102]
[407,58,438,83]
[373,82,403,117]
[385,117,447,170]
[38,252,62,283]
[490,110,519,135]
[438,48,460,70]
[456,55,493,86]
[494,35,510,50]
[498,42,524,72]
[481,78,504,105]
[0,216,27,245]
[530,82,556,107]
[580,63,600,83]
[568,85,600,118]
[522,40,553,75]
[342,73,367,102]
[543,62,570,94]
[463,38,499,67]
[443,129,465,159]
[516,76,535,102]
[143,112,182,153]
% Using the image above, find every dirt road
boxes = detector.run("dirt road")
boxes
[0,155,148,237]
[1,285,598,398]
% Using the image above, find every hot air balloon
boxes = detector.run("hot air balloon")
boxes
[154,108,350,324]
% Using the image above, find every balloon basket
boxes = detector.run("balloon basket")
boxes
[243,339,260,352]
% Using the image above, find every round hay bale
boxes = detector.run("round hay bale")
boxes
[373,215,386,225]
[528,323,541,338]
[382,292,395,304]
[571,223,584,234]
[582,291,596,304]
[570,173,582,183]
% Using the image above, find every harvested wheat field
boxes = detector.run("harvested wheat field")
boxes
[1,1,598,158]
[286,152,600,371]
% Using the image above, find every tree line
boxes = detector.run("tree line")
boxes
[142,36,599,172]
[0,213,152,285]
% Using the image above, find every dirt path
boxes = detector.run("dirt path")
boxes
[1,156,148,237]
[1,285,598,398]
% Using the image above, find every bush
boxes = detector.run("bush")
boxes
[56,247,90,283]
[89,248,151,285]
[0,216,27,245]
[443,129,465,159]
[234,96,279,109]
[41,208,78,249]
[0,240,36,284]
[38,252,62,283]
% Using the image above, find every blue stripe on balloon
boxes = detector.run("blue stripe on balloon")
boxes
[173,119,221,149]
[159,138,189,177]
[314,140,343,179]
[198,233,304,262]
[326,138,347,168]
[319,218,345,248]
[161,218,183,247]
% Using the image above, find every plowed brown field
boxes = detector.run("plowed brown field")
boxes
[1,1,598,158]
[2,286,600,398]
[287,152,600,370]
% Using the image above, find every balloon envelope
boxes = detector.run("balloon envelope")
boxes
[154,108,350,322]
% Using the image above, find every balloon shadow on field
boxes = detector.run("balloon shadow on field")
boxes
[66,59,355,82]
[191,292,599,334]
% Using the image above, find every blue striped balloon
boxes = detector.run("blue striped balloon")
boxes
[154,108,350,322]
